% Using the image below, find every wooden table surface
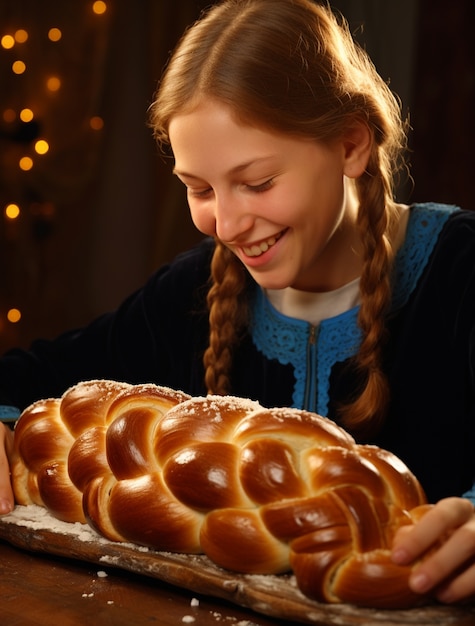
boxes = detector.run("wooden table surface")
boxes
[1,540,284,626]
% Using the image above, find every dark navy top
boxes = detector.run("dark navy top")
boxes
[1,203,474,503]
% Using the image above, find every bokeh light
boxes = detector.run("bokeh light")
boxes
[7,309,22,323]
[34,139,49,155]
[3,109,16,123]
[46,76,61,91]
[19,156,33,171]
[19,108,34,122]
[89,115,104,130]
[92,1,107,15]
[1,35,15,49]
[5,203,21,219]
[14,29,28,44]
[12,60,26,74]
[48,28,62,42]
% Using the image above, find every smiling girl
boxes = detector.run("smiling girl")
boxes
[1,0,475,604]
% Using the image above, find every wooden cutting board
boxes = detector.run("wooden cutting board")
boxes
[1,505,474,626]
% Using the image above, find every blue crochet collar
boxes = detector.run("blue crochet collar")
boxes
[250,203,458,414]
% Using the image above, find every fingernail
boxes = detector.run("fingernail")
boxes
[391,548,409,564]
[410,572,431,593]
[0,498,13,514]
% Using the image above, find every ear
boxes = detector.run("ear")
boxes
[342,121,372,179]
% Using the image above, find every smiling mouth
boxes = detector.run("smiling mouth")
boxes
[242,231,284,257]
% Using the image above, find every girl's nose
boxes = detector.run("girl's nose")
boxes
[214,193,253,243]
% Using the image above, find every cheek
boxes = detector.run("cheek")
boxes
[273,187,315,228]
[188,199,216,236]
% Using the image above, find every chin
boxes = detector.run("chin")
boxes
[250,275,291,291]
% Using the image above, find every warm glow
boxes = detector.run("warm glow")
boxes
[12,60,26,74]
[19,156,33,171]
[7,308,22,323]
[1,35,15,49]
[14,29,28,43]
[48,28,62,42]
[90,116,104,130]
[3,109,16,123]
[5,204,20,219]
[35,139,49,155]
[31,201,55,218]
[92,1,107,15]
[20,108,34,122]
[46,76,61,91]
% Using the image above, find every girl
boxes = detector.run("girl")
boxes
[1,0,475,604]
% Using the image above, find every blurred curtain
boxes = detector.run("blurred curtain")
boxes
[86,0,208,314]
[0,0,207,350]
[409,0,475,209]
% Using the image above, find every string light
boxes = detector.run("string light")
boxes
[46,76,61,91]
[48,28,62,42]
[34,139,49,155]
[92,1,107,15]
[19,156,33,171]
[3,108,16,122]
[14,29,28,44]
[90,115,104,130]
[20,108,34,122]
[1,4,109,348]
[12,60,26,74]
[1,35,15,49]
[5,204,21,220]
[7,309,22,324]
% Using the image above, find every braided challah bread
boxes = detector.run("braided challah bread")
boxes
[10,380,432,609]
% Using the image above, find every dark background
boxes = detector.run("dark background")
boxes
[0,0,473,353]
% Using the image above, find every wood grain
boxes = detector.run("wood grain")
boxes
[1,506,474,626]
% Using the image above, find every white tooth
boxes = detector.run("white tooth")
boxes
[244,234,280,257]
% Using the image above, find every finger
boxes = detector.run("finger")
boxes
[437,558,475,604]
[0,424,14,514]
[408,513,475,595]
[392,498,473,565]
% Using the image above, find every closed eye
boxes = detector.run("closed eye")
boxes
[185,178,274,199]
[246,178,274,193]
[187,187,213,199]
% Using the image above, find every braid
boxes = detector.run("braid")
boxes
[203,240,249,395]
[338,148,399,437]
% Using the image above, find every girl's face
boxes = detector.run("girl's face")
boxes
[169,100,369,291]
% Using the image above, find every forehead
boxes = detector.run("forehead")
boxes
[169,100,315,177]
[169,100,275,148]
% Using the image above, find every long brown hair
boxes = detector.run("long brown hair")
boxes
[150,0,408,436]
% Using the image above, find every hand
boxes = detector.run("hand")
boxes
[392,497,475,603]
[0,423,14,514]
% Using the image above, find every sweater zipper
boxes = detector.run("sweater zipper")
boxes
[303,324,318,411]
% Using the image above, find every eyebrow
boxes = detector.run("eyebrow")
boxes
[173,156,275,179]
